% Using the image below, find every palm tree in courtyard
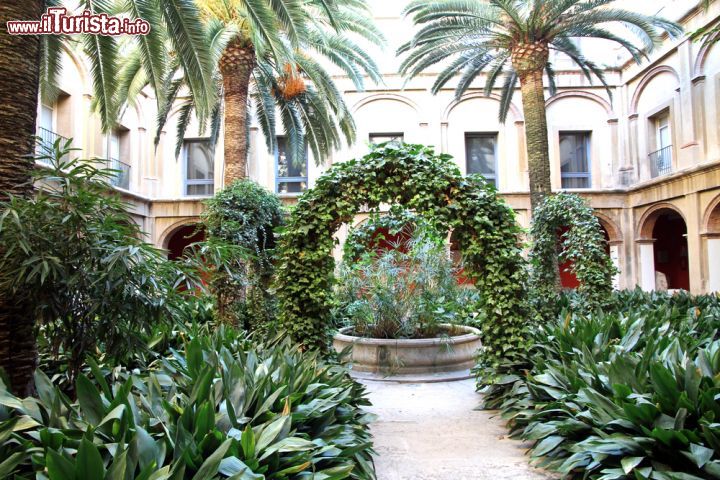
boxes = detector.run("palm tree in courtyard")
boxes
[399,0,682,211]
[0,0,215,396]
[0,0,45,396]
[167,0,383,185]
[141,3,382,178]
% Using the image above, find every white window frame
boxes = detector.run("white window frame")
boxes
[464,132,499,187]
[183,138,215,197]
[275,136,308,194]
[559,131,592,189]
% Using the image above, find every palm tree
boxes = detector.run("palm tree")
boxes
[142,0,381,182]
[0,0,215,396]
[168,0,383,185]
[0,0,44,396]
[399,0,682,211]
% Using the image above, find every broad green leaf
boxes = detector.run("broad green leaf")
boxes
[191,438,233,480]
[46,449,75,480]
[77,374,105,425]
[77,438,106,479]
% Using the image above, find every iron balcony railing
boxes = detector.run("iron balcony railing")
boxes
[649,145,673,178]
[36,127,69,165]
[107,157,131,190]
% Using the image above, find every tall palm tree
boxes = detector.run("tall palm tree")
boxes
[0,0,44,396]
[143,0,381,181]
[399,0,682,211]
[0,0,215,396]
[176,0,383,185]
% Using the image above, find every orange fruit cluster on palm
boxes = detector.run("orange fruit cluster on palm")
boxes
[276,64,306,100]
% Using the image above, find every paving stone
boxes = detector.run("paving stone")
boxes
[360,379,555,480]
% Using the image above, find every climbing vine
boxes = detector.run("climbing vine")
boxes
[529,192,617,316]
[202,179,284,328]
[342,208,443,263]
[275,142,531,368]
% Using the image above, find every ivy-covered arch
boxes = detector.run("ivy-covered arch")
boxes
[275,143,530,366]
[529,192,616,314]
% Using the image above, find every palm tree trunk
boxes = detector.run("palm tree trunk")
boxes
[513,42,560,289]
[517,69,553,212]
[219,39,256,186]
[0,0,44,396]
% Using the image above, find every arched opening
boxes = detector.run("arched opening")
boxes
[652,212,689,291]
[558,224,611,289]
[704,197,720,292]
[640,208,689,291]
[166,224,205,260]
[276,143,529,365]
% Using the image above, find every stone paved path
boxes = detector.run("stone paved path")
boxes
[360,378,554,480]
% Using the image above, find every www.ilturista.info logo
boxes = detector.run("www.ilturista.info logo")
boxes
[7,7,150,36]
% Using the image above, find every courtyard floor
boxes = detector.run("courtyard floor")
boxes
[360,378,554,480]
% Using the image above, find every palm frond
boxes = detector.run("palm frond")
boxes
[123,0,167,108]
[498,71,518,123]
[160,0,216,121]
[39,33,63,105]
[83,31,119,132]
[267,0,308,46]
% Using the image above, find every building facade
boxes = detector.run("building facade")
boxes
[36,0,720,294]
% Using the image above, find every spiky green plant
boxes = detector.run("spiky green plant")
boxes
[398,0,682,211]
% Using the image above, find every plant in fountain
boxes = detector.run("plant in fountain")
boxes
[335,226,478,339]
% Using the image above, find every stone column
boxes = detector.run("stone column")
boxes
[607,119,619,187]
[706,234,720,293]
[685,192,702,294]
[637,239,656,291]
[440,122,448,154]
[136,126,146,195]
[627,113,640,184]
[691,75,707,159]
[515,120,527,188]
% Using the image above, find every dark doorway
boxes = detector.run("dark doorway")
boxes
[652,212,689,290]
[166,225,205,260]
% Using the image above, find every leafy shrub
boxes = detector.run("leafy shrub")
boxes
[0,144,199,390]
[202,180,285,329]
[480,289,720,479]
[0,328,375,479]
[335,227,479,339]
[529,192,617,317]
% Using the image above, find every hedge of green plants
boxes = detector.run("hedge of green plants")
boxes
[0,327,375,479]
[275,142,530,368]
[482,290,720,479]
[529,192,617,316]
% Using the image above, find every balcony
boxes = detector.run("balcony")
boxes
[36,127,69,165]
[649,145,672,178]
[107,157,131,190]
